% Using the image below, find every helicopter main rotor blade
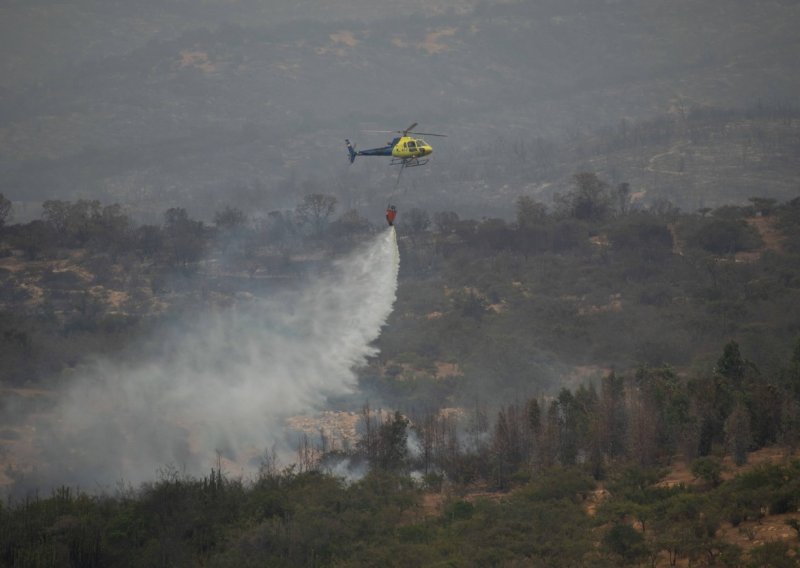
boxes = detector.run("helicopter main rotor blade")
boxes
[403,122,418,135]
[362,124,447,137]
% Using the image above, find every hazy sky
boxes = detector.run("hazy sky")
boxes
[2,0,799,219]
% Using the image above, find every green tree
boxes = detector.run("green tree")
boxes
[783,336,800,402]
[549,218,585,251]
[691,218,761,254]
[476,218,513,251]
[555,172,612,221]
[538,400,561,468]
[747,197,777,217]
[556,388,587,467]
[296,193,337,237]
[66,199,103,245]
[515,195,547,229]
[330,209,371,238]
[691,456,723,487]
[261,210,295,245]
[693,340,757,456]
[42,199,71,234]
[603,523,648,564]
[490,404,531,489]
[633,365,692,464]
[405,207,431,234]
[615,182,632,216]
[652,492,722,565]
[8,219,51,259]
[213,206,247,230]
[135,224,164,259]
[93,203,131,259]
[725,400,752,466]
[748,541,796,568]
[41,199,130,250]
[376,411,410,472]
[452,289,488,322]
[0,193,11,229]
[716,340,749,387]
[433,211,459,234]
[528,398,542,435]
[608,216,674,264]
[600,372,628,459]
[163,207,205,266]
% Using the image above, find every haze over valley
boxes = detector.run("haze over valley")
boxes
[2,0,799,220]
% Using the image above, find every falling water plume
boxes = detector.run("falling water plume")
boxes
[7,228,400,492]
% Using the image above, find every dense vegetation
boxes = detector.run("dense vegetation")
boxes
[1,442,799,565]
[2,175,800,564]
[371,177,800,405]
[3,175,800,391]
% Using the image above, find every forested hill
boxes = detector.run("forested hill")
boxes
[1,182,799,399]
[2,0,799,219]
[0,186,800,390]
[2,185,800,564]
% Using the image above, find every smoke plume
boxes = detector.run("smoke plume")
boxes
[11,228,399,492]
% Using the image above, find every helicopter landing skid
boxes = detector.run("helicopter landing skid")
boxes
[391,157,429,168]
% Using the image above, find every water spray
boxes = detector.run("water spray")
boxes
[6,229,400,492]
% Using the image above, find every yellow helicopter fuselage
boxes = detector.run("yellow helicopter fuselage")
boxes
[391,136,433,159]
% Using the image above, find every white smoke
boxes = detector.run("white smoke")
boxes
[16,228,399,491]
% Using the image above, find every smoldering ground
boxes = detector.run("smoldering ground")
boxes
[3,228,399,495]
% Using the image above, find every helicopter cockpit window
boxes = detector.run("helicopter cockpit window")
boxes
[407,141,417,149]
[416,139,425,146]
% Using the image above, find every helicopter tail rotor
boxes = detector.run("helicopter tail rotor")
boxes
[345,139,357,163]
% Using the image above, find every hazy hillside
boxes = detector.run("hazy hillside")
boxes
[2,195,800,566]
[3,3,800,563]
[0,0,475,89]
[1,0,799,221]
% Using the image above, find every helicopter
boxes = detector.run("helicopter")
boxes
[345,123,446,169]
